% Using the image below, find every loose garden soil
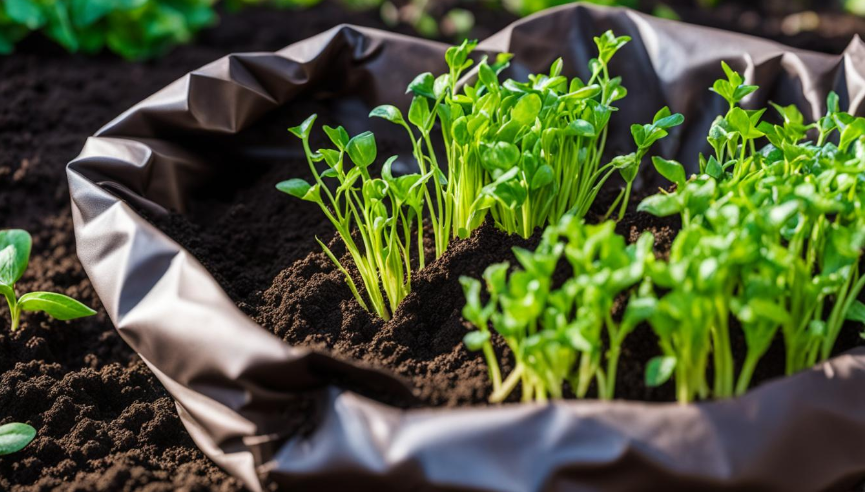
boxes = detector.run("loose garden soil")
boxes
[0,0,862,491]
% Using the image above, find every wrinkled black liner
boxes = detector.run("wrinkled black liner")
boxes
[68,5,865,492]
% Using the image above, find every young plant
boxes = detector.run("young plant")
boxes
[1,229,96,331]
[278,116,431,321]
[638,62,865,399]
[372,32,683,241]
[461,215,655,402]
[284,34,681,320]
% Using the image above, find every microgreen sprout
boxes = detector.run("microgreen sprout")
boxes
[461,215,655,402]
[637,62,865,401]
[281,33,683,319]
[373,32,682,242]
[1,230,96,331]
[278,117,431,320]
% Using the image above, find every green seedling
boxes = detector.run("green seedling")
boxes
[461,215,655,402]
[1,229,96,331]
[638,62,865,400]
[374,32,682,242]
[278,117,430,320]
[0,229,95,457]
[284,34,680,319]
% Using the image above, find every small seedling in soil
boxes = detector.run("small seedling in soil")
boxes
[1,229,96,331]
[281,32,682,319]
[0,229,95,458]
[461,215,655,402]
[0,422,36,456]
[373,32,683,242]
[278,119,430,320]
[637,63,865,402]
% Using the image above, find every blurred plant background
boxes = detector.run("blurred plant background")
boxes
[0,0,863,59]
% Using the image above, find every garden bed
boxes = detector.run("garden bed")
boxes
[65,5,864,491]
[154,156,862,409]
[0,1,863,492]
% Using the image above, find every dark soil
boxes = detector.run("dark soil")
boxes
[0,0,862,491]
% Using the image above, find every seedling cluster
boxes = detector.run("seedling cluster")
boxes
[0,229,97,455]
[637,63,865,401]
[461,216,654,402]
[461,63,865,403]
[279,33,681,319]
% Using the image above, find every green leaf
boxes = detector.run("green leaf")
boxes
[0,422,36,456]
[463,330,491,351]
[408,96,431,131]
[346,132,377,168]
[481,141,520,171]
[511,93,541,126]
[623,297,657,329]
[652,107,684,130]
[530,164,554,190]
[637,193,681,217]
[18,292,97,321]
[567,119,595,137]
[322,126,350,150]
[651,156,686,188]
[6,0,46,29]
[434,74,451,99]
[0,229,31,287]
[277,178,311,199]
[276,179,320,203]
[845,301,865,325]
[407,72,435,99]
[726,107,752,137]
[369,105,407,128]
[288,114,317,140]
[705,155,723,179]
[645,355,676,387]
[477,60,499,94]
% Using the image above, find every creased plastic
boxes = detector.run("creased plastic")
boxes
[67,5,865,491]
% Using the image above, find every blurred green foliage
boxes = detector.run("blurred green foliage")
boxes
[0,0,862,60]
[0,0,216,59]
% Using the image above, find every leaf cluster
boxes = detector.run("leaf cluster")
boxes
[278,116,431,320]
[636,62,865,401]
[0,0,216,59]
[460,215,655,402]
[281,33,680,320]
[372,32,680,242]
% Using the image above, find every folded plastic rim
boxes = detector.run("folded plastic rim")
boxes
[67,5,865,492]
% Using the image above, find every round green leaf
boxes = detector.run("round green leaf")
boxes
[347,132,377,168]
[637,193,682,217]
[463,330,491,351]
[0,229,32,287]
[370,105,405,126]
[651,156,686,188]
[567,118,596,137]
[645,355,676,387]
[511,93,541,126]
[0,422,36,456]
